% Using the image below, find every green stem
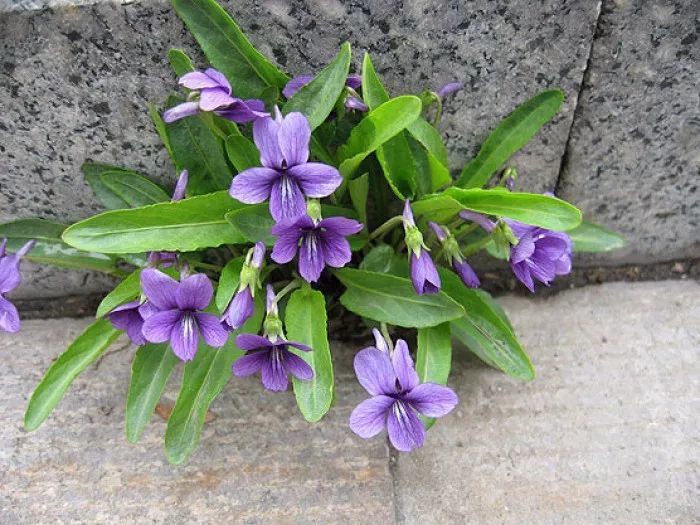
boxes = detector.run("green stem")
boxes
[191,261,223,271]
[369,215,405,241]
[380,322,394,353]
[461,235,494,257]
[275,279,302,302]
[432,96,444,127]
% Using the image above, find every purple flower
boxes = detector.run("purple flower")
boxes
[229,109,343,221]
[222,242,266,330]
[140,268,228,361]
[428,222,480,289]
[271,215,363,283]
[349,337,458,452]
[0,238,34,333]
[163,68,269,124]
[436,82,463,98]
[232,333,314,391]
[283,74,367,111]
[403,201,440,295]
[108,300,147,346]
[507,220,573,293]
[459,210,496,233]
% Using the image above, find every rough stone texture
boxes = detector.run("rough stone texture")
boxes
[0,323,394,523]
[0,0,600,298]
[394,280,699,524]
[1,281,698,523]
[558,0,700,265]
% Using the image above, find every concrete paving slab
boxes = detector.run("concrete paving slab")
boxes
[394,280,699,524]
[0,280,697,523]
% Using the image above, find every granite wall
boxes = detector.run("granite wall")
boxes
[0,0,697,298]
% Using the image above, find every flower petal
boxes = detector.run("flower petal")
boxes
[453,259,480,288]
[235,333,273,351]
[278,112,310,166]
[284,351,314,381]
[196,313,228,348]
[298,233,325,283]
[162,101,200,123]
[387,400,426,452]
[215,100,269,123]
[349,395,394,438]
[203,68,231,93]
[261,349,289,391]
[253,116,283,169]
[510,260,535,293]
[140,269,179,310]
[0,296,20,333]
[320,231,352,269]
[199,87,236,112]
[0,255,21,293]
[404,383,459,417]
[318,216,364,236]
[392,339,419,391]
[170,313,200,361]
[176,273,213,310]
[141,309,180,344]
[283,340,313,352]
[345,74,362,89]
[229,167,279,204]
[271,223,303,264]
[410,252,441,295]
[222,288,254,330]
[232,350,269,376]
[269,176,306,222]
[282,75,313,98]
[287,163,342,198]
[179,70,221,90]
[353,347,396,396]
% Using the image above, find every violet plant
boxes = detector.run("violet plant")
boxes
[0,0,625,464]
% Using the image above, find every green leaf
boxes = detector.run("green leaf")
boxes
[62,192,246,254]
[348,173,369,226]
[283,42,351,130]
[171,0,288,99]
[568,220,626,252]
[168,47,196,77]
[440,270,534,381]
[166,110,232,194]
[416,322,452,429]
[148,102,174,157]
[84,167,170,210]
[335,268,464,328]
[125,343,179,443]
[215,256,244,312]
[165,303,264,464]
[0,219,117,273]
[338,96,422,179]
[225,203,275,245]
[407,134,450,197]
[360,53,390,108]
[225,135,260,172]
[95,269,142,318]
[407,117,449,169]
[457,89,565,188]
[24,318,120,431]
[359,244,395,273]
[285,287,334,422]
[413,188,582,231]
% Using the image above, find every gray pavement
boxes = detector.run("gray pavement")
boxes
[1,280,698,524]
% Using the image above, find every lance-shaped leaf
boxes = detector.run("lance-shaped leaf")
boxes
[0,219,117,273]
[95,269,142,318]
[225,135,261,172]
[568,220,626,252]
[457,89,565,188]
[148,102,174,157]
[285,287,334,422]
[283,42,351,130]
[125,343,180,443]
[359,244,396,273]
[62,192,246,254]
[165,299,264,464]
[83,165,170,210]
[335,268,464,328]
[440,270,534,381]
[165,108,232,195]
[215,256,244,312]
[172,0,288,99]
[168,47,196,77]
[348,173,369,226]
[338,96,422,179]
[24,318,120,431]
[416,322,452,429]
[413,188,581,231]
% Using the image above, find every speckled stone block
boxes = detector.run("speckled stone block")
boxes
[394,280,700,524]
[0,324,394,523]
[0,0,600,297]
[558,0,700,265]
